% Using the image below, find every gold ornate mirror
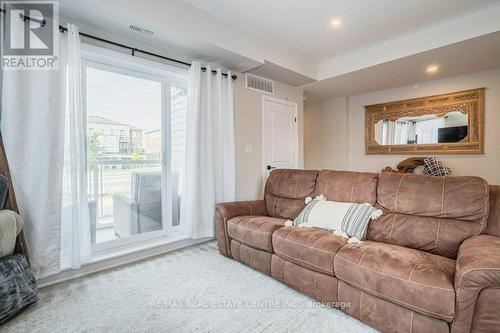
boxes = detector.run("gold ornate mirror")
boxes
[365,88,484,154]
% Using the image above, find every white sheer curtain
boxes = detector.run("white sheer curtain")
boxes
[181,61,236,239]
[377,120,418,145]
[386,120,396,145]
[1,23,89,277]
[408,121,417,142]
[60,24,91,269]
[376,120,396,145]
[416,117,445,144]
[1,29,66,279]
[394,121,412,144]
[374,120,384,144]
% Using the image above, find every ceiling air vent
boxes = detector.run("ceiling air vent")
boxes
[246,74,274,95]
[128,23,157,37]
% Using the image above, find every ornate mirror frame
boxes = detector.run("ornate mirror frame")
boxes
[365,88,484,155]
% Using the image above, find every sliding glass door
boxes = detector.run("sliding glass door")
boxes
[81,46,187,253]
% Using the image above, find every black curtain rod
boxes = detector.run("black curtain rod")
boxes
[59,25,238,80]
[58,25,192,68]
[58,25,236,80]
[0,7,236,79]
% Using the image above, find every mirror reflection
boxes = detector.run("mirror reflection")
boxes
[375,111,468,145]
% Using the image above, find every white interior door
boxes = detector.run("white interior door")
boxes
[263,96,298,175]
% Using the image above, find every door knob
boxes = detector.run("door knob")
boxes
[267,165,277,170]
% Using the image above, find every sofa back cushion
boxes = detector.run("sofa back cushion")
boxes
[265,169,318,220]
[313,170,378,204]
[484,185,500,238]
[367,173,489,258]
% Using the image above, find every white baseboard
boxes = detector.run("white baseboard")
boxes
[37,236,213,288]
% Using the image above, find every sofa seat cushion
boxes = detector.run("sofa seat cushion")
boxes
[334,241,456,322]
[272,226,347,276]
[227,215,285,252]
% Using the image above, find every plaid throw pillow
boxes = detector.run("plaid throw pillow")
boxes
[423,157,452,176]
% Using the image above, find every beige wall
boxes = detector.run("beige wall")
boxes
[304,97,348,170]
[304,68,500,185]
[234,77,304,200]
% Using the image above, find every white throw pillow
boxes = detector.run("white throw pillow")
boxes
[0,210,24,258]
[286,195,382,243]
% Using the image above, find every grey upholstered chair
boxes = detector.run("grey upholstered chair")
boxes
[113,171,162,238]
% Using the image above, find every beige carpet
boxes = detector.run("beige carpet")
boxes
[3,242,377,333]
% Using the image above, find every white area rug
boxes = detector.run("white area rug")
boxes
[3,242,377,333]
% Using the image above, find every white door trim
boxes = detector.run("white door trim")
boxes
[261,95,299,182]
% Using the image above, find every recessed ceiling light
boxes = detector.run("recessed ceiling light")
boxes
[426,65,439,74]
[330,18,342,28]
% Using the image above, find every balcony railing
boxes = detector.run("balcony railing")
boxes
[87,159,161,222]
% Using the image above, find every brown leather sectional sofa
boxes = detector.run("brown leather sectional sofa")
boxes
[215,169,500,333]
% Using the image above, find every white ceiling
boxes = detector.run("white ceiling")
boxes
[183,0,498,62]
[58,0,267,73]
[58,0,500,99]
[303,31,500,101]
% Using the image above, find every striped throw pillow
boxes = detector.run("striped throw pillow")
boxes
[288,195,382,243]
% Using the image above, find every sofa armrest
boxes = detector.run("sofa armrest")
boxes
[214,200,267,257]
[113,194,138,238]
[452,234,500,333]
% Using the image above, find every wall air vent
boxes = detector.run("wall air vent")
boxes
[245,74,274,95]
[128,24,157,37]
